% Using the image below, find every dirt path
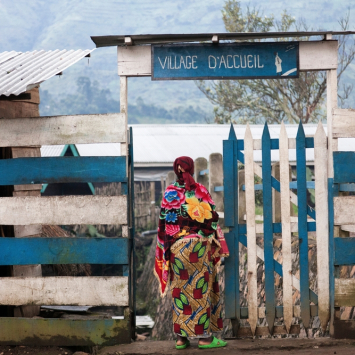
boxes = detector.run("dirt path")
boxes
[99,338,355,355]
[0,346,76,355]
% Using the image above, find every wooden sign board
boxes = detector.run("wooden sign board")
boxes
[152,42,299,80]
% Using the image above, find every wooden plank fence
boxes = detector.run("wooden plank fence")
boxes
[331,108,355,338]
[158,117,355,337]
[0,113,134,345]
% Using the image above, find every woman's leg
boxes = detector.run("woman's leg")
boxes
[198,336,212,345]
[176,334,188,346]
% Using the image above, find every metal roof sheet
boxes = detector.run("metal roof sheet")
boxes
[0,49,94,96]
[91,31,355,47]
[40,123,355,165]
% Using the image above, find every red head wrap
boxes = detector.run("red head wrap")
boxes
[173,156,196,191]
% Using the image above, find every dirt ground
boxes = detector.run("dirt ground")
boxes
[1,338,355,355]
[0,346,78,355]
[99,338,355,355]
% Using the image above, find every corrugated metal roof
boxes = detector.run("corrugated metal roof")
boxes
[0,49,94,96]
[39,123,355,166]
[91,31,355,47]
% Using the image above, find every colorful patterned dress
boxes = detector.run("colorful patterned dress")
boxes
[154,181,229,338]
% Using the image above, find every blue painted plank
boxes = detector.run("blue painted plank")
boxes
[224,125,240,321]
[129,126,136,333]
[334,237,355,265]
[0,237,128,265]
[236,137,313,151]
[232,138,240,322]
[239,233,318,304]
[224,231,237,319]
[334,152,355,183]
[239,222,316,234]
[0,156,127,185]
[262,123,275,333]
[339,183,355,192]
[199,169,209,176]
[123,265,129,277]
[242,181,315,191]
[305,137,314,148]
[223,139,235,227]
[214,186,224,192]
[329,179,337,328]
[121,182,128,195]
[296,122,311,328]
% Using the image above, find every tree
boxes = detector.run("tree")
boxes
[196,1,355,124]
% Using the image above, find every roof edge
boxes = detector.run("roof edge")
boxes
[91,31,355,47]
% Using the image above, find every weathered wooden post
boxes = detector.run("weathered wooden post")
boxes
[149,182,157,229]
[209,153,224,226]
[166,171,175,187]
[160,176,166,195]
[195,157,208,188]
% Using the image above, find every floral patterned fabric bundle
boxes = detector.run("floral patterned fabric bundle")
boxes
[154,181,229,296]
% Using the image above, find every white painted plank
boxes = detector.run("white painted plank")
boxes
[334,196,355,225]
[332,108,355,138]
[244,124,258,336]
[253,138,296,150]
[0,196,127,225]
[340,225,355,233]
[0,113,126,147]
[314,121,330,331]
[299,41,338,71]
[118,45,151,76]
[120,76,128,158]
[122,225,129,238]
[279,122,293,333]
[327,68,337,178]
[0,277,128,306]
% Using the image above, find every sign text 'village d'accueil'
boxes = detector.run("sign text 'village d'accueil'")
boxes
[152,42,299,80]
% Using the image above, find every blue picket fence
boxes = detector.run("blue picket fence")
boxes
[223,122,321,336]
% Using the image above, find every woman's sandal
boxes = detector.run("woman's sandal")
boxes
[175,338,190,350]
[198,336,227,349]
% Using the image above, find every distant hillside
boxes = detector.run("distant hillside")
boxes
[1,0,355,121]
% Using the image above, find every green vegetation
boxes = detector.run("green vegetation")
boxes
[40,77,209,124]
[196,1,355,124]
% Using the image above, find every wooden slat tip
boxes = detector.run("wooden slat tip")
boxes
[296,120,305,139]
[315,121,327,145]
[280,121,288,139]
[245,123,252,138]
[228,123,237,141]
[262,122,270,140]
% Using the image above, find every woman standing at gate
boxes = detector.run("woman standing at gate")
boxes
[154,156,229,349]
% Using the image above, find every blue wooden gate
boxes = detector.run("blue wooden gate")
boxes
[223,122,325,337]
[0,114,135,346]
